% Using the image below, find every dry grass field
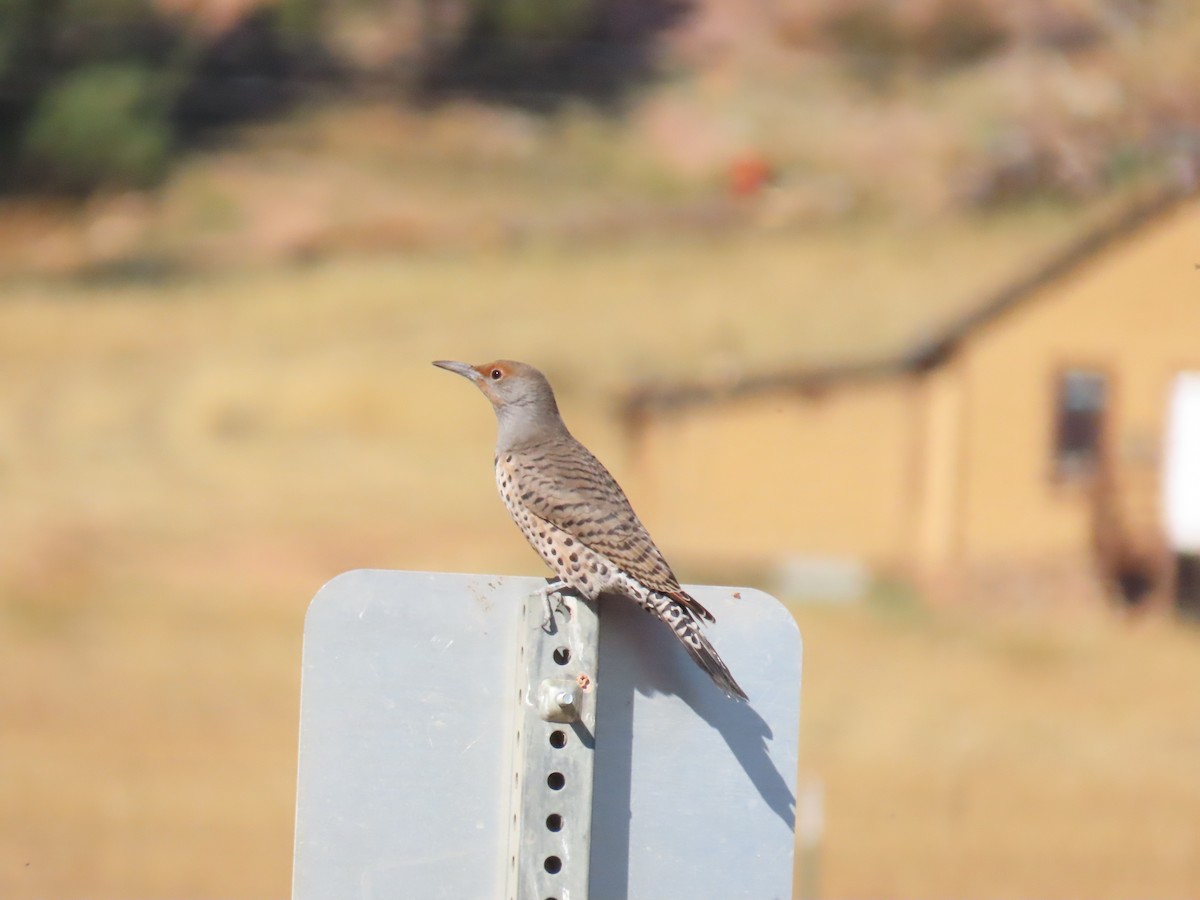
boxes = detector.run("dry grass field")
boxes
[4,214,1200,898]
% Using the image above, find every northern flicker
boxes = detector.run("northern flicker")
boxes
[433,359,747,701]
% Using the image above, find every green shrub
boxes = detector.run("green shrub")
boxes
[473,0,595,45]
[21,62,173,192]
[0,0,39,82]
[278,0,323,43]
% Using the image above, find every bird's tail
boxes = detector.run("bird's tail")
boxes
[645,591,748,701]
[666,588,716,623]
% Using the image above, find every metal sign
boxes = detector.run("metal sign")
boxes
[292,570,802,899]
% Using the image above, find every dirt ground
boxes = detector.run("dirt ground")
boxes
[3,227,1200,898]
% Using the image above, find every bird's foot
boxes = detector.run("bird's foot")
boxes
[540,579,572,632]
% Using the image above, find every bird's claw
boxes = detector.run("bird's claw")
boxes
[540,580,571,632]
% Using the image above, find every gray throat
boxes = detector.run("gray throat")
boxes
[494,401,571,454]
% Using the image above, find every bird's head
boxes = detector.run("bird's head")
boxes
[432,360,565,447]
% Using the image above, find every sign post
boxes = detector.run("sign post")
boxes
[292,570,802,899]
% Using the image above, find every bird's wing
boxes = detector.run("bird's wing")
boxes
[502,438,685,598]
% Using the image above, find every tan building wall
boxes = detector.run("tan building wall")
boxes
[632,380,917,568]
[951,200,1200,568]
[630,197,1200,589]
[910,357,967,569]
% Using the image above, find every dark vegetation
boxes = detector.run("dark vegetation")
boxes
[417,0,692,111]
[0,0,694,192]
[1,0,333,192]
[0,0,328,192]
[1,0,1198,203]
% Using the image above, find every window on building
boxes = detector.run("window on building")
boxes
[1054,368,1108,479]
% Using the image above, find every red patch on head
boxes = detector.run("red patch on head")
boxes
[477,361,512,381]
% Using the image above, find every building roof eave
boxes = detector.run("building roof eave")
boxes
[622,182,1195,422]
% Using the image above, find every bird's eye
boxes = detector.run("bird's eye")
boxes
[490,369,503,380]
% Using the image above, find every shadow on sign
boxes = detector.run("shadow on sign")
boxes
[592,595,798,897]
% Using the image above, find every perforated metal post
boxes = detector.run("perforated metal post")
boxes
[505,590,599,900]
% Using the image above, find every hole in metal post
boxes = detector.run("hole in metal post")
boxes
[544,855,562,874]
[546,813,563,832]
[552,646,570,665]
[549,730,567,748]
[546,772,565,790]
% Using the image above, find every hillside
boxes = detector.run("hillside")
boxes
[2,0,1198,277]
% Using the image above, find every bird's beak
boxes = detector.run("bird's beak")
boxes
[432,360,481,383]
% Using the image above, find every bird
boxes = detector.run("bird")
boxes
[433,359,747,701]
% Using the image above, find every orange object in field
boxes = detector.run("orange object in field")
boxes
[728,153,772,197]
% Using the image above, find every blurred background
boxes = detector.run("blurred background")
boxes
[3,0,1200,897]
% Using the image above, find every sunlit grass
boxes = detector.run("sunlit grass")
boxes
[793,597,1200,898]
[3,207,1199,898]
